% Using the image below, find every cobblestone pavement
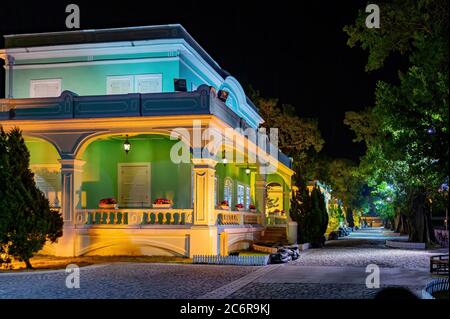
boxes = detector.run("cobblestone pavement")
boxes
[290,237,439,270]
[228,283,424,299]
[228,228,446,299]
[0,263,259,299]
[1,228,446,299]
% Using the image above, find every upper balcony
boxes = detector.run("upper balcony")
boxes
[0,84,292,169]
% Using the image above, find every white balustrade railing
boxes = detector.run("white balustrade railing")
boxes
[75,208,260,227]
[215,210,262,226]
[75,208,193,226]
[266,213,288,225]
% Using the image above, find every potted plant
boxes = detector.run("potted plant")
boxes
[249,204,256,213]
[98,198,118,209]
[220,200,230,210]
[152,198,173,209]
[235,203,244,211]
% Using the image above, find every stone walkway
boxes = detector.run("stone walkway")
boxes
[0,228,446,299]
[228,228,444,299]
[0,263,259,299]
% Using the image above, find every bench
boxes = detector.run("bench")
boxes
[430,254,449,275]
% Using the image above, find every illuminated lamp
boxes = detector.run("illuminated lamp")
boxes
[222,149,228,164]
[123,135,131,154]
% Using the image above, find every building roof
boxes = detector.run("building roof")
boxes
[5,24,230,78]
[3,24,260,114]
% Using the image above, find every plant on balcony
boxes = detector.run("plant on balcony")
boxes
[235,203,245,211]
[220,200,230,210]
[152,198,172,209]
[249,204,256,213]
[98,198,118,209]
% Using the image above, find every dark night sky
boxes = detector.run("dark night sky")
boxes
[0,1,403,161]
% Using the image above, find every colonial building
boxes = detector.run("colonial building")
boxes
[0,25,294,257]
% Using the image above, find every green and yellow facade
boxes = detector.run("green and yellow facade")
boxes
[0,25,294,257]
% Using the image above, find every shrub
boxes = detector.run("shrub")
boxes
[0,127,63,269]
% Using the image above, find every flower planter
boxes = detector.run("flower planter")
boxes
[235,207,245,211]
[249,209,257,213]
[98,203,118,209]
[152,204,172,209]
[220,205,230,210]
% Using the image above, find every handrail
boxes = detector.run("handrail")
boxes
[215,209,261,226]
[75,208,193,226]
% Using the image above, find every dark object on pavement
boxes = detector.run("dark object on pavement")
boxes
[374,287,419,299]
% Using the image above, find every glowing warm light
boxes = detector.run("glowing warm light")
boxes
[123,135,131,154]
[222,149,227,164]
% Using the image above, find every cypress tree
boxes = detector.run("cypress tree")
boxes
[0,127,14,266]
[4,128,63,269]
[290,178,312,244]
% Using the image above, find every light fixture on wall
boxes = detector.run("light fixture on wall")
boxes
[245,163,251,175]
[222,149,228,164]
[123,135,131,154]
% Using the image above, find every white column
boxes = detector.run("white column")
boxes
[190,158,218,257]
[192,158,217,226]
[55,158,85,256]
[60,159,85,225]
[255,173,267,226]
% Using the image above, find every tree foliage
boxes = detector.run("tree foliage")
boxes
[248,87,324,169]
[290,180,328,246]
[344,0,448,244]
[0,127,63,269]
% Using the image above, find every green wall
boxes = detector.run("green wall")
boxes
[81,137,192,209]
[13,60,179,98]
[25,139,60,164]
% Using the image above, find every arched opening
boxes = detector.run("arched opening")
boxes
[266,182,283,214]
[25,136,62,208]
[79,133,192,209]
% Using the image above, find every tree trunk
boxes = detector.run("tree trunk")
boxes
[24,258,33,270]
[395,213,409,234]
[407,189,436,245]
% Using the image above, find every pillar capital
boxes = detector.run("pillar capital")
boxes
[59,159,86,172]
[192,157,217,169]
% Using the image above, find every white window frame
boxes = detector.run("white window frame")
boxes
[135,74,163,93]
[30,164,61,208]
[30,79,62,98]
[245,185,251,210]
[214,175,218,207]
[118,162,151,208]
[107,75,133,95]
[224,178,233,207]
[237,183,245,207]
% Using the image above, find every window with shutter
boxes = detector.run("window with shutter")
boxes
[107,76,133,95]
[135,74,162,93]
[118,163,151,208]
[30,79,61,98]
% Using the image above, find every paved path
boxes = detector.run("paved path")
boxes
[0,228,446,299]
[0,263,259,299]
[229,228,444,299]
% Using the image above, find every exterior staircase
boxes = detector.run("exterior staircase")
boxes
[260,227,288,245]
